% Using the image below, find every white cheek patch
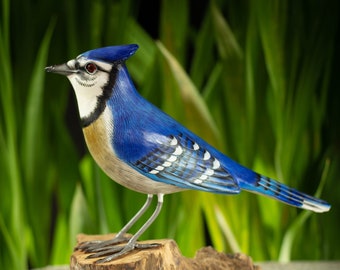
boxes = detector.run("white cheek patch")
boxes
[68,71,109,119]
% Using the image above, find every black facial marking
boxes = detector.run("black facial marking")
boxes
[81,64,119,127]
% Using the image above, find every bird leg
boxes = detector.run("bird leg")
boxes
[76,194,164,263]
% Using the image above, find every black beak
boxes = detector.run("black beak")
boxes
[45,63,77,76]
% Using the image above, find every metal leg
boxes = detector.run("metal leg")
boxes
[114,194,155,240]
[124,193,164,249]
[89,194,165,263]
[77,194,165,263]
[76,194,154,251]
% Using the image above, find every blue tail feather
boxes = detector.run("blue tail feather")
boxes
[240,174,330,213]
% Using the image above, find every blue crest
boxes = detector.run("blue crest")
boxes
[80,44,139,63]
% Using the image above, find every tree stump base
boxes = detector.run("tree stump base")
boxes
[70,234,260,270]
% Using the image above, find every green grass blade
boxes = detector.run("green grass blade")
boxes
[214,205,241,253]
[0,213,23,269]
[50,213,73,264]
[0,1,26,268]
[190,10,215,89]
[125,18,158,86]
[22,20,55,181]
[210,2,242,60]
[20,20,55,267]
[279,159,331,262]
[160,0,189,64]
[157,41,220,145]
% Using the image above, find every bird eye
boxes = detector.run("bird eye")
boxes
[85,62,98,74]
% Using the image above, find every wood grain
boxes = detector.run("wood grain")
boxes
[70,234,260,270]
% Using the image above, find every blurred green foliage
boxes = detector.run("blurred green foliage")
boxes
[1,0,339,268]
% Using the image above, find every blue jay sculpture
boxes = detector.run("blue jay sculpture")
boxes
[46,44,330,263]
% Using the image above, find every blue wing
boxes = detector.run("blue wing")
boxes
[127,129,330,212]
[131,132,240,194]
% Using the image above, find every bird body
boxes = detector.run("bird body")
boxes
[46,44,330,262]
[82,105,182,194]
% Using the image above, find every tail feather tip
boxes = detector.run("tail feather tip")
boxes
[302,200,331,213]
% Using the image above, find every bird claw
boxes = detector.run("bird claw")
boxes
[75,235,131,253]
[75,235,161,263]
[82,241,161,263]
[94,242,161,263]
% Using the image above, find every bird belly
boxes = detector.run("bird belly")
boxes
[82,108,183,194]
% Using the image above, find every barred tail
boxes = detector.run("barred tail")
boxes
[240,174,330,213]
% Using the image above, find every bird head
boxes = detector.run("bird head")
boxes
[46,44,138,126]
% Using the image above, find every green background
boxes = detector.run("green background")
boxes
[1,0,339,268]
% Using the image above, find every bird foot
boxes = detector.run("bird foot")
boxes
[75,235,131,253]
[75,236,161,263]
[87,242,161,263]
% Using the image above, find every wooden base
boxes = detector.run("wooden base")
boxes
[70,234,260,270]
